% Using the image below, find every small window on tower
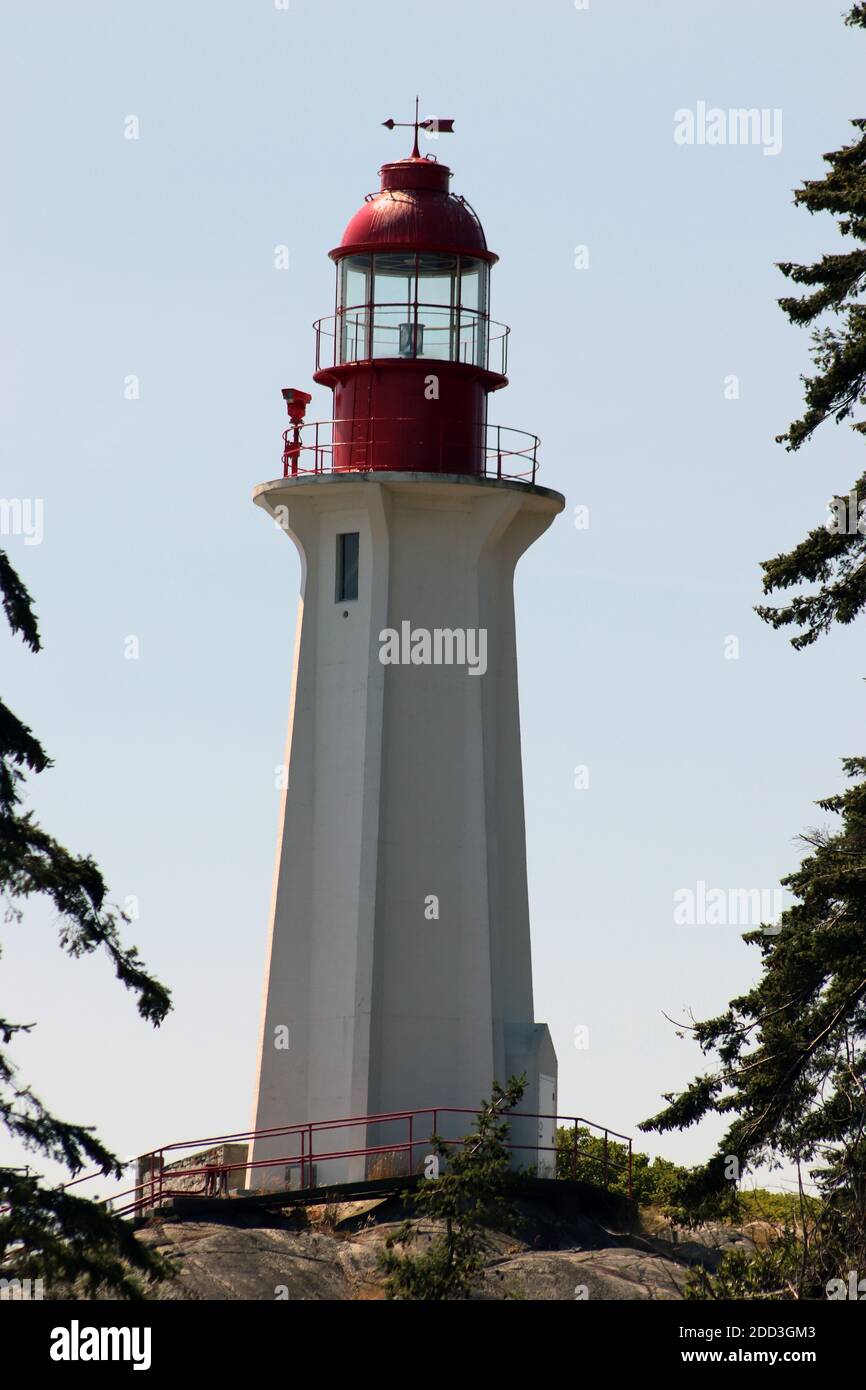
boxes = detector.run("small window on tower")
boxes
[336,532,359,602]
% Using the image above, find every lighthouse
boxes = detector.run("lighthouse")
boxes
[249,115,564,1186]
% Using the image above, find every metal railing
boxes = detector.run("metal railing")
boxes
[314,305,509,376]
[280,418,540,483]
[59,1105,633,1218]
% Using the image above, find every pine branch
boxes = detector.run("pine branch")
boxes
[0,550,40,651]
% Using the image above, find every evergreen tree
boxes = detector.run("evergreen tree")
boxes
[380,1077,525,1300]
[757,5,866,646]
[643,8,866,1297]
[641,760,866,1288]
[1,550,172,1297]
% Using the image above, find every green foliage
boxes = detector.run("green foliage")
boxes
[1,1170,173,1299]
[685,1186,862,1301]
[380,1077,525,1300]
[553,1127,782,1222]
[1,550,172,1297]
[685,1231,806,1301]
[553,1125,640,1197]
[736,1188,820,1226]
[641,756,866,1268]
[757,7,866,646]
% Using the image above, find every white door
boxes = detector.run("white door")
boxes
[537,1074,556,1178]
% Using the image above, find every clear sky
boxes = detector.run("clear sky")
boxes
[2,0,864,1197]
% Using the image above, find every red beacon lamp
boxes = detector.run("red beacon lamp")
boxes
[281,110,539,482]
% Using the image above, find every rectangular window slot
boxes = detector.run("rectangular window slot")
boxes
[336,531,359,602]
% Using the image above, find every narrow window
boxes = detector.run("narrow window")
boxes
[336,531,359,602]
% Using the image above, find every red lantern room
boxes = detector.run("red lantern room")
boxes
[281,112,539,483]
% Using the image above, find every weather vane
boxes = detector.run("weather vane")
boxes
[382,96,454,158]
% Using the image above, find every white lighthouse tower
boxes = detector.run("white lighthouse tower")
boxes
[249,120,563,1187]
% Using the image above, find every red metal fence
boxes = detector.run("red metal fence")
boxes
[60,1105,633,1218]
[313,308,510,376]
[280,418,540,482]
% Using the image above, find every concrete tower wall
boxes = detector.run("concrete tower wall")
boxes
[249,471,562,1187]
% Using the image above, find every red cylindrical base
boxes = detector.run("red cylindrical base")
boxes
[314,360,505,475]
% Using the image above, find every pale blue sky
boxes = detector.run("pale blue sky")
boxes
[2,0,864,1195]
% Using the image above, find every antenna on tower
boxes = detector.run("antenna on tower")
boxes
[382,97,454,158]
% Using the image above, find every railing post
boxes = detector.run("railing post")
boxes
[307,1123,313,1189]
[628,1140,633,1202]
[603,1131,609,1189]
[572,1120,578,1181]
[408,1114,414,1179]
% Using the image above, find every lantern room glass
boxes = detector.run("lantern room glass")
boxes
[338,254,372,364]
[337,252,490,368]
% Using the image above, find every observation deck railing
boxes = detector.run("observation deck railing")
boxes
[280,418,539,483]
[57,1104,634,1218]
[314,305,509,375]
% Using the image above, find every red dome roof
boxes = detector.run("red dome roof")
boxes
[332,157,496,264]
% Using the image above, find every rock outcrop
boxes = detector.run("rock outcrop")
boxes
[136,1196,696,1301]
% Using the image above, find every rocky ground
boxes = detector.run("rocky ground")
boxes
[135,1194,766,1301]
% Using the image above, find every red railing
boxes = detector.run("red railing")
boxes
[313,306,510,376]
[59,1105,633,1218]
[280,418,540,483]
